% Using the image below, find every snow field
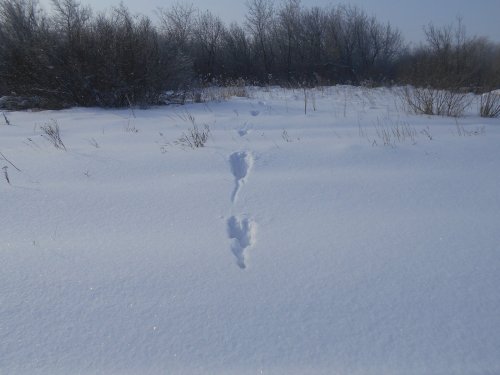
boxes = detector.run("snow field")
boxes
[1,86,499,374]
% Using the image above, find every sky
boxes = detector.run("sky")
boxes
[40,0,500,45]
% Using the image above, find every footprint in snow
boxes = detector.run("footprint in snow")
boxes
[238,129,249,137]
[227,216,257,269]
[229,151,253,203]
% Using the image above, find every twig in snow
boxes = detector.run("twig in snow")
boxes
[2,112,11,125]
[0,151,21,172]
[2,166,10,184]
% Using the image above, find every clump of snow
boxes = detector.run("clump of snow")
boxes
[1,86,499,374]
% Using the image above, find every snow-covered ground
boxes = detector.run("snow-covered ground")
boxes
[1,86,499,374]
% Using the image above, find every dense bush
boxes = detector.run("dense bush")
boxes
[0,0,498,109]
[400,86,473,117]
[397,19,500,91]
[0,0,187,107]
[480,91,500,118]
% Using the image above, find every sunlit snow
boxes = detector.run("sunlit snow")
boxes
[1,86,499,374]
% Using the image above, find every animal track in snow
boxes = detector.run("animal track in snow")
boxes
[227,152,256,268]
[227,216,257,269]
[237,122,252,137]
[229,151,253,203]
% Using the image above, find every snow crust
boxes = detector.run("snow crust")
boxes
[1,86,499,374]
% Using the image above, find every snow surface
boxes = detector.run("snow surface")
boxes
[1,86,499,374]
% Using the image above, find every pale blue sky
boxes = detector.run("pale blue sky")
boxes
[40,0,500,44]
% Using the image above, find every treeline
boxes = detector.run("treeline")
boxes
[0,0,499,108]
[399,19,500,91]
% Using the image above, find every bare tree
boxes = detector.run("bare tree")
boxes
[0,0,57,101]
[50,0,92,103]
[51,0,90,44]
[192,10,225,80]
[245,0,274,80]
[157,2,194,52]
[275,0,302,82]
[400,18,497,90]
[222,22,253,79]
[302,7,327,73]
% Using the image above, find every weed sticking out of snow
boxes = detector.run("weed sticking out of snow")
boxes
[358,115,418,147]
[39,119,66,150]
[479,91,500,118]
[281,129,292,142]
[88,138,99,148]
[175,124,211,149]
[420,126,433,141]
[2,165,9,184]
[124,120,139,133]
[373,118,418,146]
[2,111,11,125]
[455,119,486,137]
